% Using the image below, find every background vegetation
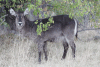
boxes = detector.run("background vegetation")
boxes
[0,0,100,35]
[0,0,100,34]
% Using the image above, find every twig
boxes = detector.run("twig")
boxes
[77,37,94,42]
[0,14,8,19]
[77,28,100,42]
[0,14,8,25]
[0,18,5,25]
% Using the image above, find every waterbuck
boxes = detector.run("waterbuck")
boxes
[9,8,77,63]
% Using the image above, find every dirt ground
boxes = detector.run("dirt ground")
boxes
[0,30,100,67]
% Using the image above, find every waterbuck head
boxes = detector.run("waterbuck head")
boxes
[9,8,29,30]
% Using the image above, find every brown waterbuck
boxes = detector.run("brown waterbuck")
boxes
[9,8,78,63]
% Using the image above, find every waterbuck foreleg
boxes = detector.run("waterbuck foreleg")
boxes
[38,43,43,63]
[43,41,48,61]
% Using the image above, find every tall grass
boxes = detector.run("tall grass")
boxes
[0,30,100,67]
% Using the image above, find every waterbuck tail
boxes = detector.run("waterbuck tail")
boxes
[74,19,78,39]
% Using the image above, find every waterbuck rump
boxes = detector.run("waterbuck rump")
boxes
[9,8,78,63]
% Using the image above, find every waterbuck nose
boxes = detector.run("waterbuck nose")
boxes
[18,22,22,26]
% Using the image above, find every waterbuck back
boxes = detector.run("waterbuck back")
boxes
[9,8,78,63]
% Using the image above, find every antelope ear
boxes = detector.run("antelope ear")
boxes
[24,8,29,16]
[9,8,16,16]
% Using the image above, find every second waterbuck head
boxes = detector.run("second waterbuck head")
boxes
[9,8,78,63]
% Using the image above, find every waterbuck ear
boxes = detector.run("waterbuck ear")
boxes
[24,8,29,16]
[9,8,16,16]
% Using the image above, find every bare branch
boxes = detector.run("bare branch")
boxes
[78,28,100,32]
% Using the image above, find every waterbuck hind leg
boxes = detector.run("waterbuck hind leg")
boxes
[62,41,69,59]
[69,41,76,58]
[43,41,48,61]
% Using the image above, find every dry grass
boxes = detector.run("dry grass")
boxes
[0,30,100,67]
